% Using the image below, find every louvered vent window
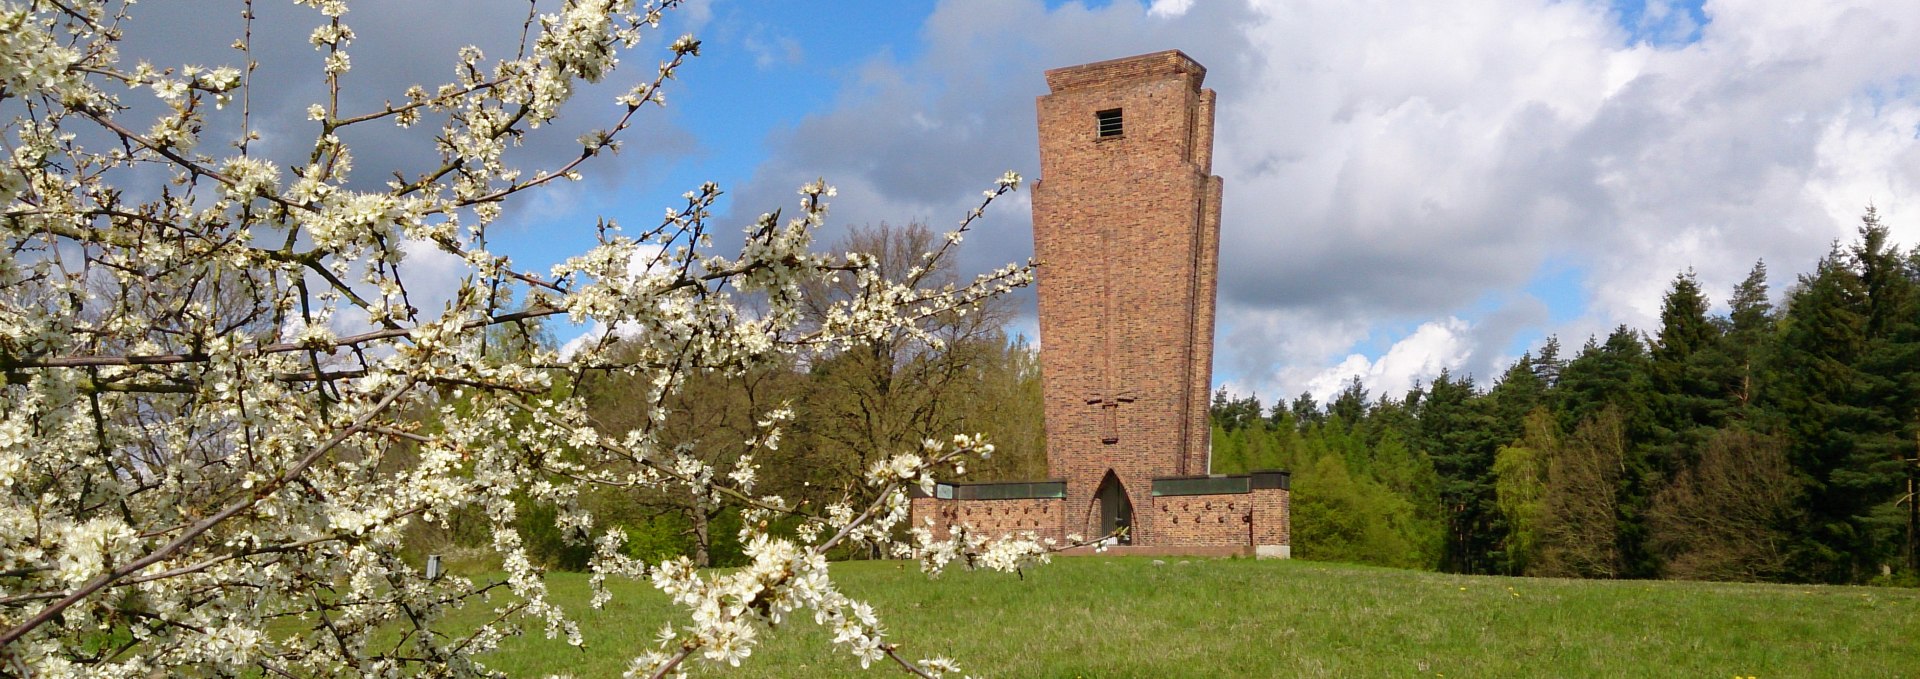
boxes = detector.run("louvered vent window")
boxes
[1096,108,1123,137]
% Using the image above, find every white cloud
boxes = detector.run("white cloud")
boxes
[1192,0,1919,396]
[1301,318,1473,403]
[742,25,803,69]
[1148,0,1195,18]
[724,0,1920,403]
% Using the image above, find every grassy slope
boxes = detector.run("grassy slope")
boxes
[449,558,1918,678]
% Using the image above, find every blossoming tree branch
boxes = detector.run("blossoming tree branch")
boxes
[0,1,1071,675]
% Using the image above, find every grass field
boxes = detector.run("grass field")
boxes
[439,557,1919,678]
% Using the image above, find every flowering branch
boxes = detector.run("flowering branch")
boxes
[0,1,1041,675]
[0,381,415,648]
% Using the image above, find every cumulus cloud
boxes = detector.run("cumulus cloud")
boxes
[1148,0,1197,18]
[113,1,700,208]
[158,1,1915,404]
[710,0,1262,280]
[720,0,1920,406]
[1301,318,1474,404]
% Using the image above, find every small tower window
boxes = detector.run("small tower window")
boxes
[1096,108,1123,138]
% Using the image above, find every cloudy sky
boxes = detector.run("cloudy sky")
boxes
[127,0,1920,405]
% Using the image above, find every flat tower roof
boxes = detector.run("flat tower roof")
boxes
[1043,49,1207,93]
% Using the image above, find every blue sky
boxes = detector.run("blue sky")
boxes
[247,0,1919,405]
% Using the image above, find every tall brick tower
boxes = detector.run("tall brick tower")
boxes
[1031,50,1222,544]
[908,51,1284,557]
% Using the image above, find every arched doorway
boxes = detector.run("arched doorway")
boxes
[1094,471,1133,544]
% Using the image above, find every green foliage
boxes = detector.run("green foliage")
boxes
[1292,455,1434,568]
[1762,210,1920,581]
[1492,409,1553,573]
[1650,269,1735,466]
[1211,391,1440,569]
[1420,370,1508,574]
[1220,208,1916,585]
[1721,260,1776,418]
[619,512,697,565]
[516,500,593,572]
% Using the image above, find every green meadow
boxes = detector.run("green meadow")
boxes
[430,557,1919,678]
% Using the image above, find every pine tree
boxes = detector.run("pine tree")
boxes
[1555,327,1653,433]
[1649,270,1733,474]
[1846,209,1920,579]
[1770,243,1875,581]
[1291,390,1325,428]
[1419,371,1505,573]
[1328,377,1370,425]
[1489,353,1546,443]
[1723,260,1775,416]
[1534,335,1566,388]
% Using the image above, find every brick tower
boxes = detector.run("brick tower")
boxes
[908,51,1286,557]
[1031,50,1223,544]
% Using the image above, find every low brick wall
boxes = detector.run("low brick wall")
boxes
[1143,470,1290,556]
[1150,493,1254,548]
[910,481,1068,544]
[945,498,1064,542]
[910,472,1288,557]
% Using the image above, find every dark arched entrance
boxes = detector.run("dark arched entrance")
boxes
[1094,471,1134,544]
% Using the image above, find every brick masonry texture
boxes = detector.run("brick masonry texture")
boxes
[1031,50,1222,543]
[1152,493,1253,547]
[909,496,1067,544]
[908,51,1289,556]
[1144,488,1290,548]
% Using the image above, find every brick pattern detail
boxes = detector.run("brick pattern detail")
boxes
[1251,487,1292,548]
[910,497,1066,544]
[1149,494,1253,548]
[1032,50,1222,542]
[912,489,1290,552]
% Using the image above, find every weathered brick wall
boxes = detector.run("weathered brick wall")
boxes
[1187,173,1222,475]
[911,498,1066,544]
[1252,486,1291,548]
[1149,493,1253,547]
[1032,50,1223,545]
[909,496,947,540]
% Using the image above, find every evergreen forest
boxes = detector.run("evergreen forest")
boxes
[1210,209,1920,584]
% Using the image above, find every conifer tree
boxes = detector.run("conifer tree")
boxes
[1291,390,1326,428]
[1771,243,1875,581]
[1845,210,1920,578]
[1329,378,1371,425]
[1420,371,1504,573]
[1534,335,1566,388]
[1489,353,1547,443]
[1649,270,1732,474]
[1723,260,1775,416]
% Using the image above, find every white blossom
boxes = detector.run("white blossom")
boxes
[0,1,1039,676]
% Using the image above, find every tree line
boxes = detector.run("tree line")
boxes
[475,211,1915,586]
[1212,209,1919,585]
